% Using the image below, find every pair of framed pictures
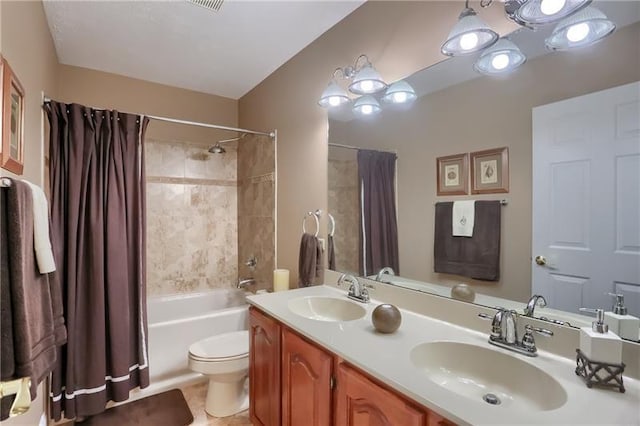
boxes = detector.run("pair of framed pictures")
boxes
[0,56,25,175]
[436,147,509,196]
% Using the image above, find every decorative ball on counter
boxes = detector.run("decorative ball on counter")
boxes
[372,304,402,334]
[451,283,476,303]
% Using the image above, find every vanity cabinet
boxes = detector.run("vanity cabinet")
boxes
[334,363,426,426]
[281,328,333,426]
[249,307,455,426]
[249,307,281,426]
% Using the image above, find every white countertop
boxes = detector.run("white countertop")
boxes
[247,285,640,426]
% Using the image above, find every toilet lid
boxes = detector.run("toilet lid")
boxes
[189,330,249,360]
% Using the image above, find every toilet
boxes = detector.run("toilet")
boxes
[188,330,249,417]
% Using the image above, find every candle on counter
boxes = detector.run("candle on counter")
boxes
[273,269,290,292]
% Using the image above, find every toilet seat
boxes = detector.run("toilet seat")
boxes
[189,330,249,362]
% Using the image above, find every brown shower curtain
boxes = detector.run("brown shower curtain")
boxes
[357,149,399,276]
[45,101,150,420]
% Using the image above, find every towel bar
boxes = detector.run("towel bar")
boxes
[0,377,31,417]
[0,177,12,187]
[435,199,508,206]
[302,210,321,237]
[328,213,336,237]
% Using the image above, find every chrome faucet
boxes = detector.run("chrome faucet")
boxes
[339,273,369,303]
[478,308,553,357]
[237,278,256,289]
[375,267,395,282]
[523,294,547,317]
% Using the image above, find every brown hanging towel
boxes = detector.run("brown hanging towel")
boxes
[434,200,501,281]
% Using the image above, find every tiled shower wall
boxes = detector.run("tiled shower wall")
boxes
[328,149,360,275]
[238,134,276,292]
[145,139,238,296]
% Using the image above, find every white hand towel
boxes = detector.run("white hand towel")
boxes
[452,200,475,237]
[22,180,56,273]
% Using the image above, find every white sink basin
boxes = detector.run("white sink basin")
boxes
[410,341,567,412]
[288,296,366,322]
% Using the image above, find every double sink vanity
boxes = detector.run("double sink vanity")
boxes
[246,271,640,425]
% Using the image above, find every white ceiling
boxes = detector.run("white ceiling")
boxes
[43,0,365,99]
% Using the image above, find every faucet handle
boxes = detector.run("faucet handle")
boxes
[522,324,553,353]
[478,311,502,339]
[525,324,554,337]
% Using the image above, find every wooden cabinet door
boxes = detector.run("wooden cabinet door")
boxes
[335,363,426,426]
[281,328,333,426]
[249,307,281,426]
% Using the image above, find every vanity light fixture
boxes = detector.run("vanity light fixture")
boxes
[506,0,592,26]
[382,80,417,104]
[353,95,382,117]
[441,0,499,56]
[444,0,615,76]
[318,54,416,117]
[348,62,387,95]
[318,79,350,108]
[473,38,526,75]
[545,6,615,50]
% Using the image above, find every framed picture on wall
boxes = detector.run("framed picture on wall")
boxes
[1,56,25,175]
[470,147,509,194]
[436,153,468,196]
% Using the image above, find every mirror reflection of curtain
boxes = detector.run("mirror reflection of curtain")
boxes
[357,149,399,276]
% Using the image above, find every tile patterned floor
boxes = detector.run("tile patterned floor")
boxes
[181,382,252,426]
[56,382,251,425]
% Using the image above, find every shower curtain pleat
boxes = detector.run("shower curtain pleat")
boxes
[46,101,150,420]
[357,149,399,276]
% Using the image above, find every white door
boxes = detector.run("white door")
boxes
[532,81,640,317]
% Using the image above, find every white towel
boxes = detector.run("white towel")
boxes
[452,200,475,237]
[22,180,56,273]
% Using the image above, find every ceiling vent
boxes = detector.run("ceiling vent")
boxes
[187,0,224,12]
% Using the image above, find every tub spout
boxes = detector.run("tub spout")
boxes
[237,278,255,289]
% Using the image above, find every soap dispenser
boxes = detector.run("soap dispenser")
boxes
[604,293,640,341]
[578,308,622,366]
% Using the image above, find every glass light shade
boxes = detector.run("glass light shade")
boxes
[318,80,350,108]
[474,39,526,75]
[545,6,615,50]
[514,0,591,26]
[441,8,499,56]
[382,80,417,104]
[352,95,381,117]
[348,64,387,95]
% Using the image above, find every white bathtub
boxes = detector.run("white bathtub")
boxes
[128,289,248,401]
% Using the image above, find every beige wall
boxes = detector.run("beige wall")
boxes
[56,64,238,146]
[239,1,515,288]
[0,2,58,424]
[329,23,640,302]
[1,0,58,186]
[238,134,276,292]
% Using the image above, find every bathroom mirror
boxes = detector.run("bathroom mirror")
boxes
[327,1,640,342]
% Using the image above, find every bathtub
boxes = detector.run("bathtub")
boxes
[128,289,248,401]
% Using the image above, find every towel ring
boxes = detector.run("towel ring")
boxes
[328,213,335,237]
[302,211,320,237]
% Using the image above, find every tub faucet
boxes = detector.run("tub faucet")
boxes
[237,278,255,289]
[524,294,547,317]
[375,267,395,282]
[339,274,369,303]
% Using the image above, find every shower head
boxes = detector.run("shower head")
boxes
[207,133,247,154]
[208,144,226,154]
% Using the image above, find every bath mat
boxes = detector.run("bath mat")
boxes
[83,389,193,426]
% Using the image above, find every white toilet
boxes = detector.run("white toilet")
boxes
[188,330,249,417]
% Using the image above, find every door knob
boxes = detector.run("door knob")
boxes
[535,255,547,266]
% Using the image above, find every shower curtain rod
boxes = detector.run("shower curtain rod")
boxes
[42,97,274,137]
[329,142,396,154]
